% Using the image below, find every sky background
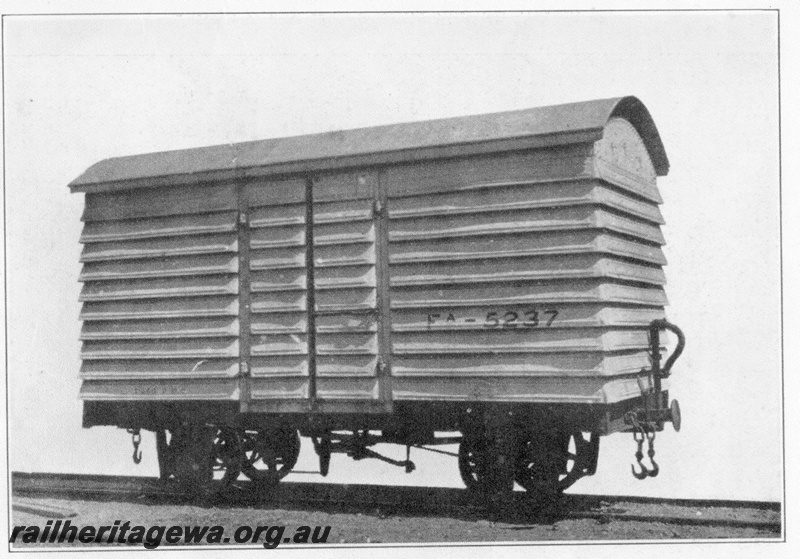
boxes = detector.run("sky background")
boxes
[1,6,789,519]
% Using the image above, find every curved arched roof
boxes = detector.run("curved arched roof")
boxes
[70,96,669,193]
[607,96,669,175]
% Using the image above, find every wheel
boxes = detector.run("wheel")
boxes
[210,426,243,485]
[164,424,242,495]
[515,431,598,497]
[240,427,301,486]
[458,435,487,490]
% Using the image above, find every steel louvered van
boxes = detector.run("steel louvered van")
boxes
[70,96,684,499]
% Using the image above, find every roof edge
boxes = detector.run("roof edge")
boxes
[608,96,670,176]
[68,128,603,194]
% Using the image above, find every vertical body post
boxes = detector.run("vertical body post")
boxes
[237,192,252,414]
[305,178,318,410]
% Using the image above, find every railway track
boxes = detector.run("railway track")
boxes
[11,472,781,534]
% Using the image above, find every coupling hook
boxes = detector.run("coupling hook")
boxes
[127,428,142,465]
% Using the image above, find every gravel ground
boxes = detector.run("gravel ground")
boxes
[9,494,780,549]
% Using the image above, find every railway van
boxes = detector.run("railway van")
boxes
[70,96,684,500]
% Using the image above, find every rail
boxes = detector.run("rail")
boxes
[11,472,781,534]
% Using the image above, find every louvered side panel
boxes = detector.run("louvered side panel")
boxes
[78,187,240,401]
[384,145,668,405]
[391,376,649,404]
[390,231,667,266]
[390,206,665,245]
[246,185,311,401]
[391,305,666,332]
[389,180,664,224]
[312,182,380,401]
[380,146,595,198]
[390,280,667,308]
[82,183,238,221]
[390,255,665,287]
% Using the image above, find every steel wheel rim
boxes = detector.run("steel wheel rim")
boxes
[240,428,301,485]
[515,431,585,494]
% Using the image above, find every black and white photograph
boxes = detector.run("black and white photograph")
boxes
[1,2,794,557]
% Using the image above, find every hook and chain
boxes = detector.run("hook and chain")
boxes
[127,428,142,464]
[645,430,659,477]
[626,412,658,479]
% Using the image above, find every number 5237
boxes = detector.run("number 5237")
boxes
[484,309,559,329]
